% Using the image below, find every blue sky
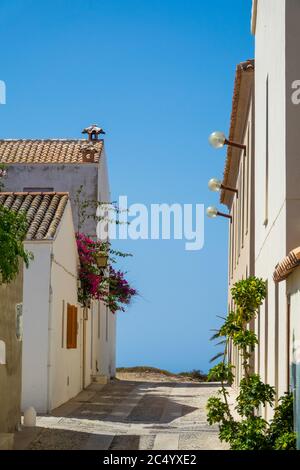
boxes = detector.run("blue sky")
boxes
[0,0,253,373]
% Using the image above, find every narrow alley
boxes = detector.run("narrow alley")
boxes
[15,378,227,451]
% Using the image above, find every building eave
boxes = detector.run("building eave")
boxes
[251,0,258,35]
[273,247,300,283]
[220,60,254,208]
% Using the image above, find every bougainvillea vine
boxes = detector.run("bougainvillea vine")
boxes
[76,232,137,313]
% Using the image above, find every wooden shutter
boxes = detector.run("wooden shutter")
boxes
[67,304,78,349]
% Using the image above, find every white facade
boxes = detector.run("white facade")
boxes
[253,0,300,417]
[22,202,98,412]
[286,268,300,446]
[5,146,116,383]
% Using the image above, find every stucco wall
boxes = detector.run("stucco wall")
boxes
[287,267,300,448]
[50,202,85,410]
[97,148,116,378]
[22,202,95,412]
[227,89,255,387]
[0,270,23,434]
[254,0,300,412]
[22,242,52,412]
[5,149,116,384]
[4,163,98,237]
[254,0,288,412]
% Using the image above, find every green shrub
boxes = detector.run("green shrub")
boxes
[206,277,296,450]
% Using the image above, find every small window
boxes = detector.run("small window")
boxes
[67,304,78,349]
[264,75,269,226]
[23,187,54,192]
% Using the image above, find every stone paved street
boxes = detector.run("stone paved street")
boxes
[14,378,228,450]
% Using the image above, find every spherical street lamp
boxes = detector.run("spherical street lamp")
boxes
[206,206,218,218]
[208,178,222,192]
[208,131,246,152]
[208,131,226,149]
[206,206,232,222]
[208,178,238,195]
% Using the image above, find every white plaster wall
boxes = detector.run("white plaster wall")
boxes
[84,306,92,388]
[90,301,101,376]
[49,202,85,410]
[89,300,116,378]
[4,163,98,237]
[21,242,52,412]
[287,266,300,448]
[97,147,116,378]
[287,269,300,368]
[227,94,255,388]
[7,146,116,384]
[22,202,93,412]
[254,0,288,407]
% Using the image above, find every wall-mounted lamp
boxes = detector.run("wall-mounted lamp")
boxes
[206,206,232,222]
[209,131,246,152]
[208,178,238,195]
[95,252,109,269]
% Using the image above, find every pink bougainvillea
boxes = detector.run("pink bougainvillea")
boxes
[76,232,137,312]
[106,266,137,313]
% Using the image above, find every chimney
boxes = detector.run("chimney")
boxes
[82,124,105,142]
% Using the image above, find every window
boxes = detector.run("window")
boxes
[264,76,269,226]
[238,171,241,256]
[287,295,291,391]
[274,284,279,401]
[232,204,235,271]
[257,306,261,376]
[67,303,78,349]
[235,201,238,266]
[23,187,54,192]
[246,125,250,234]
[229,220,232,279]
[241,154,245,247]
[264,281,269,384]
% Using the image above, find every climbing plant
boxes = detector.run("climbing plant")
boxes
[206,276,296,450]
[74,186,136,312]
[74,184,126,233]
[0,205,32,284]
[76,232,137,312]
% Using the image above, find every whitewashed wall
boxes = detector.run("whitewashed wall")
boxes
[97,147,116,378]
[21,242,52,412]
[254,0,300,420]
[22,202,92,412]
[254,0,288,416]
[49,202,87,410]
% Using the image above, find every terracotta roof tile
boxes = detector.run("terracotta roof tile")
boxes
[0,139,103,164]
[0,192,69,240]
[273,247,300,283]
[220,59,254,204]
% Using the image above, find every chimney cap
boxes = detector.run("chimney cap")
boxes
[82,124,106,136]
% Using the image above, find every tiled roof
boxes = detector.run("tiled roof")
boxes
[0,192,69,240]
[273,247,300,283]
[220,60,254,204]
[0,139,103,164]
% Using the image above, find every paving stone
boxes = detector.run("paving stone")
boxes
[17,379,227,450]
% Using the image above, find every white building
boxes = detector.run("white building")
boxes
[0,126,116,381]
[219,59,255,388]
[0,191,107,413]
[252,0,300,420]
[219,1,300,433]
